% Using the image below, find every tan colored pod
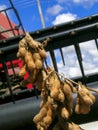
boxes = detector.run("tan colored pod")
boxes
[25,51,33,62]
[19,64,26,77]
[33,52,42,60]
[71,122,82,130]
[19,38,26,48]
[79,91,93,105]
[41,69,47,80]
[75,97,81,114]
[88,93,96,103]
[62,83,72,97]
[18,47,27,57]
[65,79,75,92]
[25,32,32,42]
[50,78,61,99]
[25,51,36,69]
[25,32,38,49]
[27,60,36,70]
[49,76,55,86]
[43,115,52,127]
[82,85,96,103]
[80,104,90,114]
[75,103,81,114]
[37,124,44,130]
[33,114,43,124]
[82,95,93,105]
[52,78,61,89]
[61,107,70,119]
[33,107,47,123]
[17,52,20,58]
[57,90,65,102]
[29,40,39,49]
[35,59,43,69]
[38,47,47,59]
[61,83,73,111]
[50,87,59,100]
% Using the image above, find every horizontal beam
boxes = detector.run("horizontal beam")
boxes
[0,73,98,104]
[0,14,98,47]
[0,22,98,55]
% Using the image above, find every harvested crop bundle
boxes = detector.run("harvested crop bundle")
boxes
[17,33,96,130]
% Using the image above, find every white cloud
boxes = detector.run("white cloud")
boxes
[79,40,98,74]
[52,40,98,78]
[0,5,7,15]
[57,0,98,9]
[73,0,81,3]
[73,0,98,9]
[46,4,63,15]
[0,5,7,10]
[73,0,98,3]
[52,12,78,25]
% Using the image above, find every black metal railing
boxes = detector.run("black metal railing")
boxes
[0,0,25,38]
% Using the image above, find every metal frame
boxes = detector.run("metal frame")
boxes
[0,14,98,104]
[0,0,25,37]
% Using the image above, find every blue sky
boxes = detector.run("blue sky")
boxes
[0,0,98,32]
[0,0,98,78]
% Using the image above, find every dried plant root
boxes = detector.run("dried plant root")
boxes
[17,34,96,130]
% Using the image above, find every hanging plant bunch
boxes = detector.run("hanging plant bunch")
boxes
[17,32,49,87]
[17,33,96,130]
[75,82,96,115]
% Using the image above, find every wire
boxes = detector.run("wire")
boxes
[13,0,35,5]
[12,0,50,8]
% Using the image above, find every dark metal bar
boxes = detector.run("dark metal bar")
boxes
[10,61,17,77]
[0,7,12,13]
[0,26,20,34]
[9,0,25,34]
[74,44,87,85]
[95,39,98,51]
[4,10,16,36]
[30,14,98,38]
[49,49,58,72]
[60,48,65,65]
[0,22,98,50]
[0,54,15,104]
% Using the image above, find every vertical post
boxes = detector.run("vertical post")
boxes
[1,53,15,104]
[4,10,16,36]
[74,44,87,85]
[36,0,45,28]
[9,0,25,34]
[95,39,98,51]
